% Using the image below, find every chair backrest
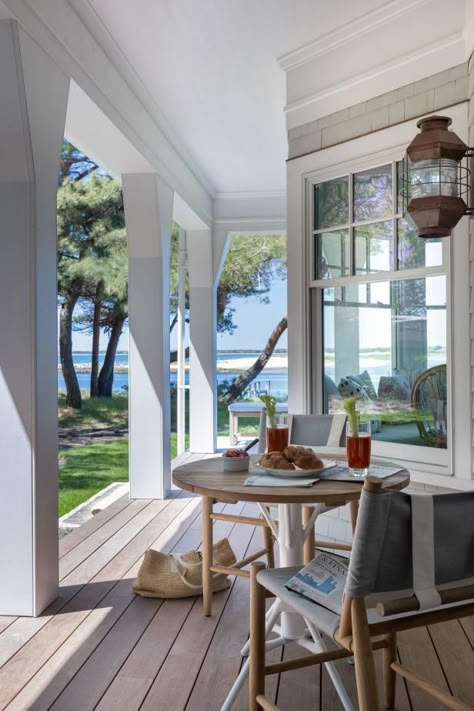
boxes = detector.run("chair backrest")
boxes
[345,480,474,611]
[257,412,346,453]
[411,364,447,447]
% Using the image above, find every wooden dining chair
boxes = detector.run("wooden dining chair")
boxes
[249,477,474,711]
[201,413,347,616]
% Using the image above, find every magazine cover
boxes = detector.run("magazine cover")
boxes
[285,550,349,614]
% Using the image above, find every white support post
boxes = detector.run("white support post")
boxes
[0,21,69,615]
[177,227,187,455]
[188,229,217,452]
[124,173,174,499]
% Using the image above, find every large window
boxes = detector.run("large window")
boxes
[311,163,448,453]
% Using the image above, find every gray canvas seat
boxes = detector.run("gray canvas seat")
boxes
[250,479,474,711]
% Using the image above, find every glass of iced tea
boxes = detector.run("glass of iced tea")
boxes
[266,413,289,452]
[346,420,371,477]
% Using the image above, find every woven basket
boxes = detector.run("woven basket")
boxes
[133,537,237,599]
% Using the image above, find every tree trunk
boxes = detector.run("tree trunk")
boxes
[220,317,288,404]
[97,314,125,397]
[90,287,102,397]
[59,292,82,409]
[169,346,190,364]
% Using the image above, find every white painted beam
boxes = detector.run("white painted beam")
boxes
[188,229,217,453]
[0,21,69,615]
[177,227,187,455]
[124,173,174,498]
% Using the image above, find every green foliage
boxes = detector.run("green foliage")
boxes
[216,234,286,334]
[259,394,277,428]
[58,435,181,516]
[59,440,128,516]
[343,396,359,434]
[57,174,127,311]
[58,392,128,430]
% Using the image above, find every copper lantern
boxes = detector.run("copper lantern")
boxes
[403,115,471,238]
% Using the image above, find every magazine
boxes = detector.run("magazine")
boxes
[285,550,349,614]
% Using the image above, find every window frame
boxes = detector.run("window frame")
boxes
[306,149,453,471]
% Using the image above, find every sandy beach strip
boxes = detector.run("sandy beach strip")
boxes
[66,354,289,374]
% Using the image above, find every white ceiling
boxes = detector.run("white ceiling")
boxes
[85,0,386,195]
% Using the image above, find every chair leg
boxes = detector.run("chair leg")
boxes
[303,506,315,564]
[350,499,359,536]
[249,562,267,711]
[202,496,213,616]
[352,598,379,711]
[383,632,397,709]
[262,522,275,568]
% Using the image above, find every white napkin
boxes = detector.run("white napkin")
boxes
[245,474,319,487]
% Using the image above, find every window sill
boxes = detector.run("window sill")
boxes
[408,468,474,491]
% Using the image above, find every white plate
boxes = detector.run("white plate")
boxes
[255,459,336,478]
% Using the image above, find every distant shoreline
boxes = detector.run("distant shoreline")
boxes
[61,352,289,374]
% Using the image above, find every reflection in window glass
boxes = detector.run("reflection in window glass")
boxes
[322,275,447,449]
[353,164,392,222]
[398,218,442,270]
[315,177,349,229]
[355,220,393,274]
[315,229,350,279]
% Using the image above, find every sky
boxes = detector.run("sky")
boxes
[71,275,288,352]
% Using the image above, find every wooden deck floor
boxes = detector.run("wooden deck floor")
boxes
[1,469,474,710]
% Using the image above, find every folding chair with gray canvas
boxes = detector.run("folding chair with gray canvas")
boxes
[249,477,474,711]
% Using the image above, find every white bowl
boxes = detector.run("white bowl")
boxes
[222,456,250,472]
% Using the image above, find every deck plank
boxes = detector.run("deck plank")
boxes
[5,497,203,711]
[93,501,243,711]
[428,619,474,707]
[2,491,474,711]
[185,506,278,711]
[59,498,156,579]
[139,506,255,711]
[397,626,449,711]
[59,495,132,558]
[0,497,196,710]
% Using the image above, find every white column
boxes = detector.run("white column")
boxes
[177,227,187,455]
[124,173,174,499]
[0,22,69,615]
[188,229,217,452]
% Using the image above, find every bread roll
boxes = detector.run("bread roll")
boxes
[259,452,295,470]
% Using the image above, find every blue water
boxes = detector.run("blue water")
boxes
[58,351,289,399]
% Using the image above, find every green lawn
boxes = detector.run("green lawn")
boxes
[59,433,180,517]
[58,391,260,518]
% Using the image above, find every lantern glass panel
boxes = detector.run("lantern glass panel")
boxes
[410,158,460,199]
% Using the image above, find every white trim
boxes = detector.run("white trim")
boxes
[288,104,471,479]
[278,0,433,71]
[283,31,463,115]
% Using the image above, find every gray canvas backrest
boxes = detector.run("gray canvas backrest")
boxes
[289,414,346,447]
[257,412,346,453]
[345,487,474,601]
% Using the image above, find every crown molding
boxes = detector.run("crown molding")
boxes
[284,30,463,115]
[278,0,433,71]
[214,190,286,200]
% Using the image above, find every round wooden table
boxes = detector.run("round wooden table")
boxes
[173,454,409,711]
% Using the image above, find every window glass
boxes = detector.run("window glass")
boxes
[354,220,393,274]
[353,164,392,222]
[315,177,349,229]
[315,229,350,279]
[322,275,447,449]
[398,218,442,270]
